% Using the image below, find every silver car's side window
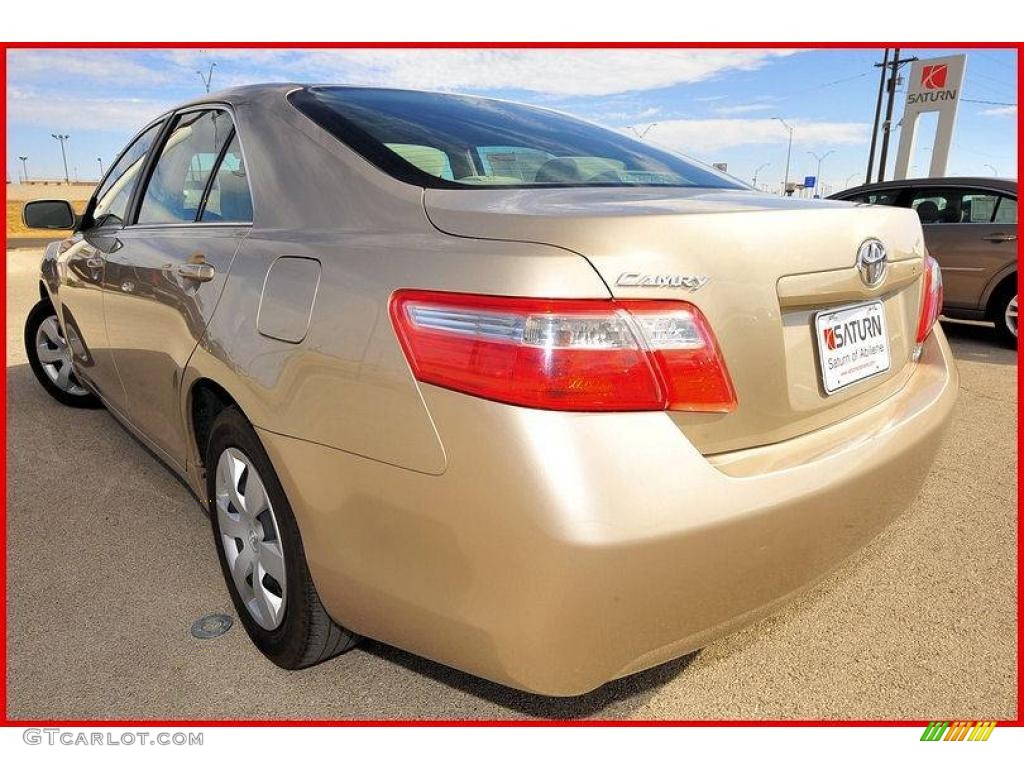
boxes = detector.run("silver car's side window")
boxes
[137,110,234,225]
[199,133,253,223]
[92,121,165,228]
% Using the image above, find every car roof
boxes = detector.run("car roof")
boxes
[831,176,1017,199]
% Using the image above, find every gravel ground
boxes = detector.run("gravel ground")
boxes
[5,247,1017,721]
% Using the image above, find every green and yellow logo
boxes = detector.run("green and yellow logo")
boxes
[920,721,997,741]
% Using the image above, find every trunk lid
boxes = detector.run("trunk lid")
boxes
[424,187,927,454]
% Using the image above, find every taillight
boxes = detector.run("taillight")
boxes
[389,290,737,413]
[915,255,944,344]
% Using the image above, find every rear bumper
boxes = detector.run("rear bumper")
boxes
[259,328,958,696]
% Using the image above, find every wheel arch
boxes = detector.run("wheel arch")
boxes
[187,378,245,470]
[984,268,1018,318]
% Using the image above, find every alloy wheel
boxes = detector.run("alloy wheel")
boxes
[35,315,89,396]
[1005,295,1018,338]
[215,447,288,630]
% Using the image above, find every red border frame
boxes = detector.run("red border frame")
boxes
[1,41,1020,728]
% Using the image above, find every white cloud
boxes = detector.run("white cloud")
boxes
[713,103,774,115]
[7,50,169,85]
[981,105,1017,117]
[164,48,800,97]
[7,87,172,132]
[643,117,869,154]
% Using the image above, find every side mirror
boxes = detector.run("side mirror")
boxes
[23,199,77,230]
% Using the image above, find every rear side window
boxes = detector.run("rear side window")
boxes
[200,134,253,222]
[138,110,234,224]
[909,188,1002,224]
[92,121,164,227]
[994,196,1017,224]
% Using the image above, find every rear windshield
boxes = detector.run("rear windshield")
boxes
[289,87,743,191]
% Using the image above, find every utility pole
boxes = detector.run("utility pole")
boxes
[51,133,70,184]
[773,117,794,195]
[807,150,834,198]
[876,48,918,183]
[18,155,28,183]
[197,62,217,93]
[752,162,770,189]
[97,157,105,177]
[628,123,657,139]
[866,48,890,184]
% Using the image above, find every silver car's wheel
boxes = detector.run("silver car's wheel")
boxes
[215,447,288,631]
[1004,295,1018,338]
[35,316,89,396]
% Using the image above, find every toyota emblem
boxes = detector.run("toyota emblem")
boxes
[857,239,888,287]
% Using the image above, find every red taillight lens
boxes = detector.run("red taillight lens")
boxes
[389,290,737,413]
[915,255,944,344]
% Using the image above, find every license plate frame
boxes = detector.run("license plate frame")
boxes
[814,300,891,395]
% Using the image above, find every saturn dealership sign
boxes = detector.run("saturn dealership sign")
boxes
[894,54,966,178]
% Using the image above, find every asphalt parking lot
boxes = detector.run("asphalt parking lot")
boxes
[5,246,1017,721]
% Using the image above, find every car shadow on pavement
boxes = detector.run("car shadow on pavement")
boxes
[361,639,698,719]
[941,319,1016,365]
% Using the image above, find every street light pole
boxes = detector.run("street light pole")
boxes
[18,155,29,183]
[806,150,834,198]
[984,163,999,176]
[196,62,217,93]
[845,172,858,188]
[97,157,105,177]
[752,162,770,189]
[773,117,794,196]
[51,133,70,184]
[628,123,657,139]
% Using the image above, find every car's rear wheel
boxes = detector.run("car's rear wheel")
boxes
[989,280,1018,348]
[205,406,358,668]
[24,299,101,408]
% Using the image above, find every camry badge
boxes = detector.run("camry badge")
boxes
[615,272,710,291]
[856,238,888,287]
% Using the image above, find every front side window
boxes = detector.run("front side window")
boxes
[138,110,234,224]
[843,191,902,206]
[92,121,165,227]
[290,87,743,190]
[864,191,901,206]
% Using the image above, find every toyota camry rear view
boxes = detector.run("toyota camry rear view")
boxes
[22,85,958,696]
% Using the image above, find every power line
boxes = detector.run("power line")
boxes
[961,97,1017,107]
[974,51,1016,73]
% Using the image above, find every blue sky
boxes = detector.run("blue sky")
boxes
[6,47,1017,193]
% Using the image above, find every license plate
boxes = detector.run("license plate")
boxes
[815,300,891,394]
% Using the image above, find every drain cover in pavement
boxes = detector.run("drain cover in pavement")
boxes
[191,613,233,639]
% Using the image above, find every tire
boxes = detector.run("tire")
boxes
[23,299,101,408]
[205,406,358,668]
[989,280,1018,348]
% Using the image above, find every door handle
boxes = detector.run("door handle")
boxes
[177,262,216,283]
[85,255,104,269]
[983,233,1017,242]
